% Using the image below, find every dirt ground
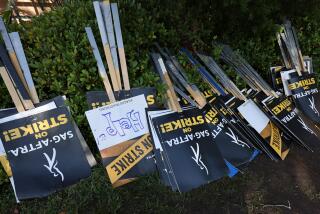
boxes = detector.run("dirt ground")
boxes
[238,143,320,213]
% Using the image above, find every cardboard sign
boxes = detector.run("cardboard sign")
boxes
[0,102,56,157]
[237,99,290,160]
[147,109,177,189]
[85,94,149,150]
[202,104,259,166]
[151,107,235,192]
[86,90,121,109]
[238,99,269,133]
[270,66,285,91]
[0,97,96,170]
[86,87,157,110]
[0,106,91,200]
[0,103,58,177]
[265,96,320,149]
[288,73,320,124]
[86,94,156,186]
[106,134,153,184]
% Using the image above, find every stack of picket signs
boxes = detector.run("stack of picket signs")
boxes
[77,5,320,193]
[272,20,320,126]
[0,18,96,202]
[143,24,320,190]
[173,21,320,166]
[147,50,259,191]
[2,0,320,202]
[84,1,157,188]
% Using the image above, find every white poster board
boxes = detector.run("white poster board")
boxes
[85,95,148,150]
[238,99,269,133]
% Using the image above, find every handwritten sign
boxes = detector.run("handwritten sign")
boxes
[85,94,148,150]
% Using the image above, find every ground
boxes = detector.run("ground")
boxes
[1,143,320,213]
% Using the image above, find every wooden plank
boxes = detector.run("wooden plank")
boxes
[93,1,120,91]
[166,60,206,108]
[101,1,122,89]
[0,66,25,112]
[157,56,182,112]
[111,3,130,90]
[0,17,32,98]
[9,32,40,103]
[85,27,116,102]
[0,44,34,110]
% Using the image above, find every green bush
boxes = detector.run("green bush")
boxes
[1,0,320,186]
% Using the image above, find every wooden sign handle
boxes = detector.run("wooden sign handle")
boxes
[85,27,116,102]
[101,1,122,89]
[93,1,120,91]
[158,58,182,112]
[111,3,130,90]
[9,32,40,104]
[0,66,25,112]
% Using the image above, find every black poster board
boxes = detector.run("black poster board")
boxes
[1,106,91,200]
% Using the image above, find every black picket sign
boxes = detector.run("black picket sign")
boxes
[270,66,285,91]
[0,106,91,200]
[201,104,259,167]
[288,73,320,124]
[0,108,17,118]
[86,91,121,109]
[152,107,232,192]
[86,87,157,110]
[265,95,320,148]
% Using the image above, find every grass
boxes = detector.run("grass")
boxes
[0,163,253,213]
[2,144,320,213]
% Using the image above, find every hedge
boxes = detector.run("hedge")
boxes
[1,0,320,185]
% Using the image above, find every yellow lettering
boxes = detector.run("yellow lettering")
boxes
[57,114,68,125]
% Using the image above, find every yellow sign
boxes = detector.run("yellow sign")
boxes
[269,122,289,160]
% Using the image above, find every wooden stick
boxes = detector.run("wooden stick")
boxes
[174,85,199,107]
[276,33,292,69]
[0,17,32,98]
[85,27,116,102]
[0,44,34,110]
[291,26,306,72]
[93,1,120,91]
[157,57,182,112]
[0,66,25,112]
[9,32,40,104]
[101,1,122,89]
[0,156,11,176]
[111,3,130,90]
[166,60,207,107]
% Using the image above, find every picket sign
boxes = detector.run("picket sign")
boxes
[85,94,149,150]
[0,102,57,157]
[0,20,95,201]
[277,21,320,125]
[237,99,269,134]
